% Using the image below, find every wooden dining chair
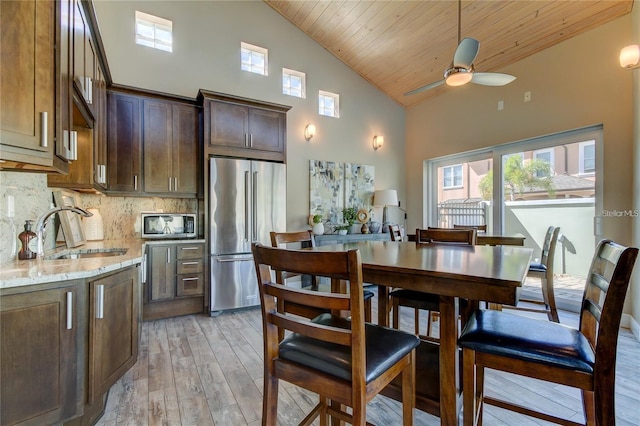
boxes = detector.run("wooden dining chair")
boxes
[453,224,488,233]
[390,228,476,339]
[459,239,638,426]
[252,243,420,425]
[270,231,373,323]
[502,225,561,322]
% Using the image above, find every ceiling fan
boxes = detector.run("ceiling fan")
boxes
[404,0,516,97]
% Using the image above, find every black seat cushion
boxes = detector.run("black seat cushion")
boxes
[363,289,374,300]
[458,310,595,373]
[528,262,547,273]
[389,289,439,311]
[279,313,420,383]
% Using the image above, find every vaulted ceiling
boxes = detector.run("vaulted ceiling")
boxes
[264,0,634,108]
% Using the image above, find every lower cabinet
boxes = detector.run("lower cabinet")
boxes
[0,265,140,426]
[0,281,82,426]
[87,267,139,403]
[144,242,204,320]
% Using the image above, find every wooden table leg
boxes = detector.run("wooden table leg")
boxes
[377,285,390,326]
[439,295,461,425]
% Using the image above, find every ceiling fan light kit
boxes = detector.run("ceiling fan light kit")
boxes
[445,66,473,86]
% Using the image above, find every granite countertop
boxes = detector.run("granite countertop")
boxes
[0,239,146,289]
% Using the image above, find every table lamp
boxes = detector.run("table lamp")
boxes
[374,189,398,232]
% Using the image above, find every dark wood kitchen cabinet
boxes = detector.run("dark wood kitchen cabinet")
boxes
[87,267,139,403]
[144,242,205,320]
[0,0,68,173]
[0,281,82,426]
[143,99,199,196]
[106,91,142,194]
[198,90,290,162]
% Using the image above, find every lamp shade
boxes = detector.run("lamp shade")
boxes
[619,44,640,69]
[374,189,398,207]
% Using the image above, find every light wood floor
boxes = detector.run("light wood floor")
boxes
[96,294,640,425]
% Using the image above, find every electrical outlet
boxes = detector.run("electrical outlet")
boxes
[497,100,504,111]
[524,91,532,102]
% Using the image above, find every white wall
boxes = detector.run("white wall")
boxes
[92,0,407,230]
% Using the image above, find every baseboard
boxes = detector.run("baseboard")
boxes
[625,313,640,342]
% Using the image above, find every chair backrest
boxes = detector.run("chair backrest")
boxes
[453,224,488,233]
[389,224,402,241]
[270,230,316,283]
[539,226,560,273]
[579,240,637,384]
[417,228,477,245]
[252,243,366,377]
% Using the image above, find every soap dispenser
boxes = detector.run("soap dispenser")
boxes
[18,220,37,260]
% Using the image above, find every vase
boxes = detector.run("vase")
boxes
[369,221,381,233]
[349,224,361,234]
[338,229,348,235]
[312,222,324,235]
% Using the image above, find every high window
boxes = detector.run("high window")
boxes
[282,68,306,98]
[318,90,339,118]
[241,42,268,75]
[135,11,172,52]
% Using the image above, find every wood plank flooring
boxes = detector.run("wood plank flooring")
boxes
[96,293,640,425]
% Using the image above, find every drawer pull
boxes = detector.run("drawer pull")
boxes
[181,261,199,265]
[182,277,199,282]
[181,247,199,250]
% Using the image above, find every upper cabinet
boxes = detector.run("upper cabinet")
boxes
[198,90,291,162]
[143,99,198,196]
[0,0,65,172]
[107,87,200,198]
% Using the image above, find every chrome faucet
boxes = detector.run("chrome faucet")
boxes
[35,206,93,258]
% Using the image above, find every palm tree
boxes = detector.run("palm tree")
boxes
[479,155,555,201]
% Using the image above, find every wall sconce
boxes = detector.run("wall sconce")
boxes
[619,44,640,69]
[304,124,316,141]
[373,135,384,151]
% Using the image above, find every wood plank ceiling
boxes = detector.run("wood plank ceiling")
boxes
[264,0,634,108]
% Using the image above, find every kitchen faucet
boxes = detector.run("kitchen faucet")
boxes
[35,206,93,258]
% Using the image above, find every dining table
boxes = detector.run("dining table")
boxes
[308,240,533,425]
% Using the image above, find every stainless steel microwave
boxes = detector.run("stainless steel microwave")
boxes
[141,213,197,239]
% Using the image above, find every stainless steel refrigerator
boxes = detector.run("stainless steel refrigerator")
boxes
[209,157,286,313]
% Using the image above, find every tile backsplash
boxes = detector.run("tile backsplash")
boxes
[0,171,197,264]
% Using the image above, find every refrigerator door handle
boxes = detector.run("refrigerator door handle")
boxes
[244,171,250,243]
[253,171,258,241]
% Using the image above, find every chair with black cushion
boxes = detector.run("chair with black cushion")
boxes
[502,225,561,322]
[458,239,638,426]
[390,228,476,339]
[453,224,488,233]
[252,243,420,425]
[270,231,373,323]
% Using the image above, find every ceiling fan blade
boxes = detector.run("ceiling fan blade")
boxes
[404,79,445,96]
[471,72,516,86]
[453,37,480,68]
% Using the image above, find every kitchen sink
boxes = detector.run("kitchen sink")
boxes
[45,248,128,260]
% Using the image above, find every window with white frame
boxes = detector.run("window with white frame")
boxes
[135,11,172,52]
[533,148,554,177]
[579,141,595,174]
[282,68,306,98]
[318,90,339,118]
[241,42,268,75]
[442,164,463,188]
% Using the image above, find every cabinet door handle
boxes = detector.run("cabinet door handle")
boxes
[96,284,104,319]
[66,291,73,330]
[249,134,253,147]
[174,177,177,192]
[101,165,107,184]
[70,131,78,161]
[244,133,249,147]
[167,247,171,263]
[168,177,172,192]
[41,112,48,147]
[134,175,138,191]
